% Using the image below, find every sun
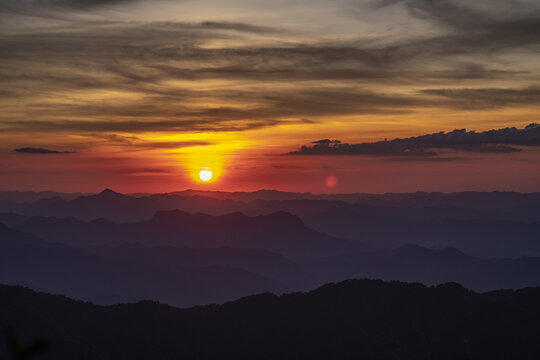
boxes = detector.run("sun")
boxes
[198,169,213,182]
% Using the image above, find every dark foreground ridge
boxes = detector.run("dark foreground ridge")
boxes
[2,279,540,359]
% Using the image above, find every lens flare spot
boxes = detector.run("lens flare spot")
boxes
[326,175,338,188]
[198,169,213,182]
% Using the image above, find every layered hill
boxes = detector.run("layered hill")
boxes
[0,223,285,307]
[1,279,540,359]
[4,209,353,259]
[2,189,539,258]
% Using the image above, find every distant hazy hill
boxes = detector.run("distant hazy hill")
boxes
[1,279,540,360]
[4,217,540,298]
[3,189,540,222]
[0,191,88,203]
[84,242,540,292]
[0,189,235,222]
[171,189,540,215]
[7,209,353,259]
[324,244,540,292]
[2,189,539,257]
[0,223,285,307]
[3,189,540,213]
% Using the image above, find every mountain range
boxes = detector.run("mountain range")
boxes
[1,188,540,359]
[3,215,540,309]
[1,209,353,260]
[2,279,540,359]
[1,189,539,258]
[0,223,285,307]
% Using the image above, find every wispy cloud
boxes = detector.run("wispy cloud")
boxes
[0,0,141,17]
[420,87,540,109]
[2,119,283,133]
[1,0,540,139]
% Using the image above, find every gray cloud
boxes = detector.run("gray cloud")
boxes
[290,123,540,156]
[88,133,139,143]
[385,0,540,54]
[1,86,424,136]
[13,147,76,154]
[85,134,210,149]
[2,119,283,133]
[131,141,211,150]
[195,21,280,34]
[3,85,540,135]
[0,0,140,18]
[0,14,533,90]
[421,87,540,109]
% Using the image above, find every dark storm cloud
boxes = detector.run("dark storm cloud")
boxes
[290,123,540,156]
[13,147,76,154]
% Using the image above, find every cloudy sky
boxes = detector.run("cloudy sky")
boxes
[1,0,539,192]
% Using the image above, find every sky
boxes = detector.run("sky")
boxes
[1,0,539,193]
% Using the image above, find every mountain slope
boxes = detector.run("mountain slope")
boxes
[11,210,353,259]
[5,216,540,292]
[1,279,540,359]
[326,244,540,291]
[0,223,285,307]
[82,242,540,292]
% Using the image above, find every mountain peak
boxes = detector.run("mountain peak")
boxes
[96,189,127,199]
[99,188,119,195]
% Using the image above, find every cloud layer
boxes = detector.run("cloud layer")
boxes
[1,0,540,139]
[290,123,540,156]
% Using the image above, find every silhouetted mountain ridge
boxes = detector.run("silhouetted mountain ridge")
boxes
[2,279,540,359]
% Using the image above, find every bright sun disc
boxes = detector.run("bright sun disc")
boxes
[198,169,213,182]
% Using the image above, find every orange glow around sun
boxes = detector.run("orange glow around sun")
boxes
[138,132,249,185]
